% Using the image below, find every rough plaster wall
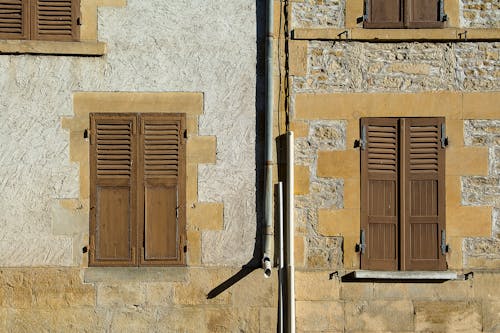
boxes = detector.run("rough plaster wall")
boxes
[0,0,257,266]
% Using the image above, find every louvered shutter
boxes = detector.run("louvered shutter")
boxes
[0,0,28,39]
[32,0,79,41]
[401,118,446,270]
[89,114,137,266]
[406,0,444,28]
[360,118,399,270]
[138,114,186,266]
[364,0,404,28]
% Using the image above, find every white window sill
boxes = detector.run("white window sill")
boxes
[0,40,106,56]
[353,270,459,280]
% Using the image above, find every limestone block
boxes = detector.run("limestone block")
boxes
[295,165,310,195]
[145,282,174,306]
[463,93,500,119]
[296,301,344,332]
[345,300,414,332]
[317,150,359,178]
[188,202,224,230]
[155,307,206,332]
[483,301,500,332]
[473,272,500,300]
[295,236,306,267]
[173,268,232,306]
[414,301,482,332]
[290,121,309,138]
[110,308,156,333]
[289,40,308,76]
[259,307,278,333]
[295,270,340,301]
[205,307,259,333]
[187,229,202,266]
[187,136,217,164]
[97,283,145,307]
[447,206,492,237]
[318,208,360,237]
[340,282,373,300]
[447,147,489,176]
[232,269,277,307]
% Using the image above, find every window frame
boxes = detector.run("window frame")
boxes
[89,112,187,268]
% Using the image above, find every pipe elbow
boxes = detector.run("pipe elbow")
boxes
[262,256,272,278]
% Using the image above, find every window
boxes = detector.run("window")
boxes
[0,0,80,41]
[359,117,446,271]
[89,113,186,267]
[364,0,446,29]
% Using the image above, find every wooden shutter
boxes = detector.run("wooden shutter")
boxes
[32,0,79,41]
[89,114,137,266]
[401,118,446,270]
[0,0,28,39]
[138,114,186,266]
[364,0,404,28]
[360,118,399,270]
[406,0,444,28]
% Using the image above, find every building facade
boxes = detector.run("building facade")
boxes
[0,0,498,331]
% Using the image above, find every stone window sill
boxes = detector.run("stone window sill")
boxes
[292,28,500,42]
[346,270,460,282]
[0,40,106,56]
[84,267,188,283]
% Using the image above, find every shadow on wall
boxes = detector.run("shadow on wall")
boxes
[207,0,268,299]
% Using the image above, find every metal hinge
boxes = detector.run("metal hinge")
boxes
[356,229,366,254]
[441,230,450,254]
[441,123,449,148]
[360,125,367,150]
[363,0,369,22]
[439,0,448,22]
[77,17,82,25]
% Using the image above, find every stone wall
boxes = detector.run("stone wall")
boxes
[462,0,500,28]
[293,42,500,94]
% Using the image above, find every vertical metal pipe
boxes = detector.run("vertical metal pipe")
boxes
[278,182,284,333]
[286,131,295,333]
[262,0,274,278]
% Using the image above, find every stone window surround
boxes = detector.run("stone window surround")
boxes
[292,91,499,270]
[0,0,127,56]
[292,0,500,42]
[62,92,222,268]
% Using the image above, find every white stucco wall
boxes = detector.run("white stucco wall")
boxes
[0,0,257,266]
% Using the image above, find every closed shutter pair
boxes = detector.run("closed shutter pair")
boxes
[89,113,186,267]
[364,0,446,28]
[0,0,79,41]
[360,117,446,271]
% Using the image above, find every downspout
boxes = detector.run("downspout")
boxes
[262,0,274,278]
[286,131,295,333]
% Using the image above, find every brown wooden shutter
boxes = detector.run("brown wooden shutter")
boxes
[0,0,29,39]
[32,0,79,41]
[364,0,404,28]
[138,114,186,266]
[406,0,444,28]
[401,118,446,270]
[360,118,399,270]
[89,114,137,266]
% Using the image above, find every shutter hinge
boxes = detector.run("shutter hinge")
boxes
[441,230,450,254]
[439,0,448,22]
[441,123,449,148]
[360,125,367,150]
[183,245,187,253]
[356,229,366,254]
[363,0,369,22]
[77,17,82,26]
[183,129,188,139]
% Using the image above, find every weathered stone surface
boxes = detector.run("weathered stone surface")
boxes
[97,283,145,307]
[173,268,232,305]
[109,307,156,333]
[296,300,344,332]
[205,307,259,333]
[462,0,500,28]
[295,270,340,301]
[144,282,174,306]
[292,0,345,29]
[232,269,277,307]
[345,300,414,332]
[156,307,206,332]
[414,301,482,333]
[483,301,500,332]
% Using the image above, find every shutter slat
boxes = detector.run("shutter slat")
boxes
[0,0,25,39]
[33,0,78,41]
